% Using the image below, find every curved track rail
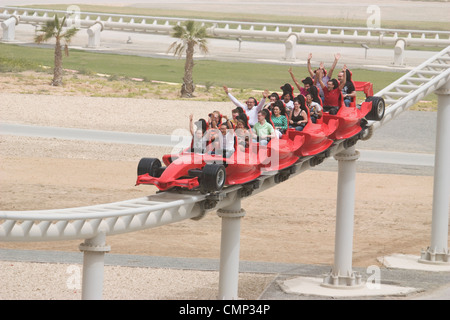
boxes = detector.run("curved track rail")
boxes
[1,47,449,244]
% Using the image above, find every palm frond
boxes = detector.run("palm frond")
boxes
[167,41,186,57]
[171,24,185,39]
[34,33,46,44]
[54,15,60,29]
[198,40,209,55]
[35,20,56,43]
[168,20,209,56]
[196,27,208,39]
[184,20,196,33]
[63,27,79,43]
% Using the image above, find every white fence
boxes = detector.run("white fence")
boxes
[1,6,450,64]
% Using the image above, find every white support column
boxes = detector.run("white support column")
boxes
[1,16,19,42]
[420,80,450,264]
[393,39,406,66]
[284,34,297,61]
[217,198,246,300]
[79,232,110,300]
[87,21,104,48]
[322,146,363,288]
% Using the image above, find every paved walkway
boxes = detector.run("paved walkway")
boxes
[1,248,449,300]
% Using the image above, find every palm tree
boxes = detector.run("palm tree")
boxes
[168,20,209,98]
[35,15,78,86]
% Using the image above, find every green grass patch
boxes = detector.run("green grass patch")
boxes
[0,55,46,73]
[0,42,436,109]
[0,43,403,93]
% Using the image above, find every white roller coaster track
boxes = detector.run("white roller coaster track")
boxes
[1,6,450,48]
[0,46,449,243]
[366,46,450,136]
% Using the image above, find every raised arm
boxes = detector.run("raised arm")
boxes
[256,89,269,111]
[223,85,246,109]
[328,53,340,79]
[314,61,325,85]
[338,66,347,91]
[307,53,314,78]
[289,67,303,94]
[317,69,326,89]
[189,114,195,136]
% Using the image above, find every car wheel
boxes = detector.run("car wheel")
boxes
[199,164,226,194]
[365,96,385,121]
[137,158,162,177]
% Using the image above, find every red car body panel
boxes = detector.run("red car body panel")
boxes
[260,134,305,171]
[288,118,339,157]
[136,133,305,191]
[354,81,374,98]
[322,101,372,140]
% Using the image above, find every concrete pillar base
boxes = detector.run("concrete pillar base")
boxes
[419,247,450,265]
[322,271,363,289]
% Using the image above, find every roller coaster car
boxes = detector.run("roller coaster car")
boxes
[136,81,384,194]
[136,133,304,194]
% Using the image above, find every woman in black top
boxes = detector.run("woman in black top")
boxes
[289,96,308,131]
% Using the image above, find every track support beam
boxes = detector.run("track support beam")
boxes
[217,197,245,299]
[394,39,406,66]
[1,15,19,41]
[322,146,363,288]
[79,232,110,300]
[420,80,450,264]
[87,21,103,48]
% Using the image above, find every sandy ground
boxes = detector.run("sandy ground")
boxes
[0,74,444,299]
